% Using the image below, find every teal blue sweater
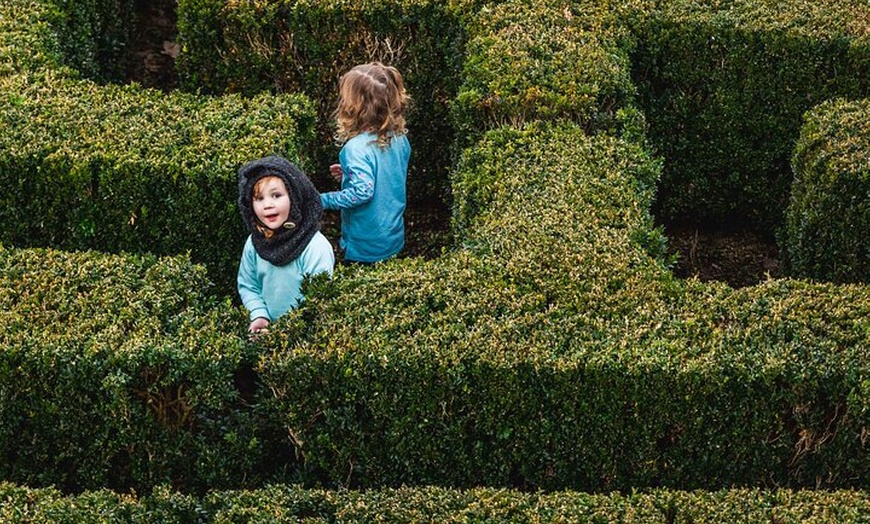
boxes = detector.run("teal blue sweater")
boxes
[237,231,334,321]
[321,132,410,263]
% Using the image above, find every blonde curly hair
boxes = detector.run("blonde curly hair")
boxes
[333,62,410,149]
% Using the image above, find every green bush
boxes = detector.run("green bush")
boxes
[629,0,870,229]
[0,247,287,493]
[785,98,870,283]
[452,0,642,149]
[0,0,66,76]
[48,0,135,82]
[0,71,316,293]
[254,125,870,490]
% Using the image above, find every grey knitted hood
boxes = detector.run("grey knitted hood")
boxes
[238,155,323,266]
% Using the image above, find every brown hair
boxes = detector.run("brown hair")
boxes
[334,62,410,149]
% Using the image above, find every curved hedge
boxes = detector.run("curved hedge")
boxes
[786,98,870,284]
[260,125,870,491]
[629,0,870,229]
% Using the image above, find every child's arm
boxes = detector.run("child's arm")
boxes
[321,149,375,210]
[237,239,270,327]
[300,233,336,278]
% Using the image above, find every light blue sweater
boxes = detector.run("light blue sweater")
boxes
[237,231,334,321]
[321,132,410,263]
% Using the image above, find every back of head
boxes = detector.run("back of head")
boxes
[335,62,410,148]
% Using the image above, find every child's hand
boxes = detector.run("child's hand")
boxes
[329,163,343,183]
[249,317,270,335]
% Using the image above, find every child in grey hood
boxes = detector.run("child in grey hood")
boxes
[237,155,334,333]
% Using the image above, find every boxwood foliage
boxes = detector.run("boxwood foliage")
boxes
[0,1,67,77]
[4,482,870,523]
[254,124,869,491]
[176,0,466,208]
[0,246,293,494]
[47,0,135,82]
[785,98,870,284]
[629,0,870,229]
[452,0,645,150]
[0,70,316,294]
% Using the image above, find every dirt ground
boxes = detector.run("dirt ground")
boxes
[662,221,782,288]
[126,3,781,288]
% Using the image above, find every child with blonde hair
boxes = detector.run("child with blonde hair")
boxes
[320,61,411,263]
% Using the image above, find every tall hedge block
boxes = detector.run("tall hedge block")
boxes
[786,98,870,284]
[453,0,642,148]
[0,71,316,292]
[0,1,65,76]
[629,0,870,228]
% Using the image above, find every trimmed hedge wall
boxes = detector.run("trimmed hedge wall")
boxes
[176,0,466,208]
[452,0,645,149]
[786,98,870,284]
[259,125,870,491]
[0,70,316,292]
[0,1,66,77]
[0,246,294,494]
[0,0,869,515]
[3,482,870,523]
[629,0,870,229]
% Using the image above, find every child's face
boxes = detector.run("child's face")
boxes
[253,177,291,230]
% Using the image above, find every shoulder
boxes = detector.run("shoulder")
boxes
[344,132,377,151]
[300,232,335,272]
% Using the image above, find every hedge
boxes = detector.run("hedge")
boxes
[786,97,870,284]
[0,70,316,293]
[0,246,287,494]
[452,0,644,149]
[3,482,870,523]
[0,0,868,507]
[258,125,870,490]
[629,0,870,229]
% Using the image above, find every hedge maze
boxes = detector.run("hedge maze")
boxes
[0,0,869,520]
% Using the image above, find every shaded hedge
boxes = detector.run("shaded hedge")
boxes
[0,0,868,509]
[629,0,870,229]
[786,97,870,284]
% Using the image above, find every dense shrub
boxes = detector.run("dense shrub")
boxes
[452,0,643,149]
[0,0,869,511]
[0,0,66,76]
[49,0,135,82]
[256,125,870,491]
[785,98,870,284]
[0,247,287,493]
[629,0,870,229]
[0,71,316,293]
